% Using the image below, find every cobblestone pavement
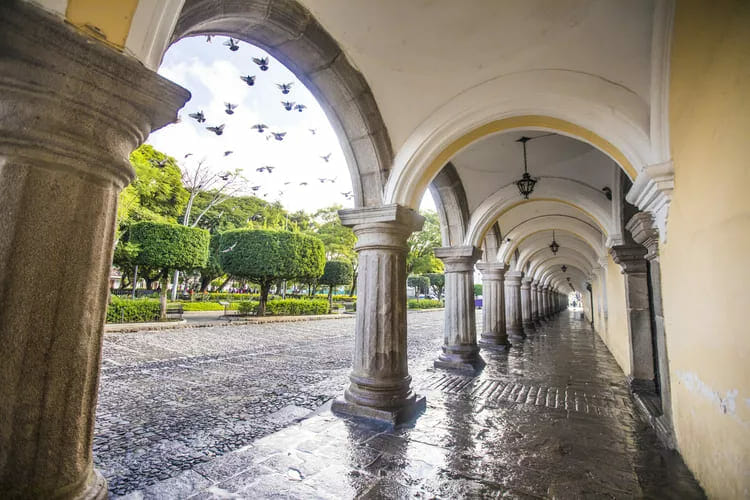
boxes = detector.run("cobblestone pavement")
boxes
[112,310,705,499]
[95,311,443,496]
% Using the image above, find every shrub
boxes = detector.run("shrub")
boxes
[235,298,329,316]
[407,298,443,309]
[407,275,430,295]
[107,297,161,323]
[319,260,354,310]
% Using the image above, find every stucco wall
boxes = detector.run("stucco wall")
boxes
[660,1,750,497]
[597,255,631,375]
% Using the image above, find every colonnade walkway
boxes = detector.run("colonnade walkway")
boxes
[123,310,704,499]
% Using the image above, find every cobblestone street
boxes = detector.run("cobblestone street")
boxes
[95,312,443,496]
[98,310,703,498]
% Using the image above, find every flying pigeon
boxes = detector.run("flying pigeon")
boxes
[184,153,193,158]
[256,166,275,173]
[318,178,327,184]
[152,159,168,168]
[224,38,240,51]
[299,182,308,186]
[271,132,286,141]
[250,185,261,191]
[206,124,225,135]
[188,111,206,123]
[224,151,233,156]
[220,242,237,253]
[219,172,231,180]
[252,57,269,71]
[250,214,263,221]
[309,128,317,135]
[281,101,295,111]
[276,83,293,94]
[251,123,268,133]
[224,103,238,115]
[341,191,353,200]
[240,75,256,86]
[294,104,306,112]
[320,153,331,162]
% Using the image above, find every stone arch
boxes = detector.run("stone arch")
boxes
[168,0,392,208]
[428,162,470,246]
[382,68,657,208]
[516,232,598,273]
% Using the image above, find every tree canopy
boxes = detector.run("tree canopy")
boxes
[320,259,354,309]
[407,210,444,275]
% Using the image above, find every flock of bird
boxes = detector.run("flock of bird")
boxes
[179,37,353,202]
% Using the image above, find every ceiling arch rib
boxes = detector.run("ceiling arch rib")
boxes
[531,254,593,282]
[516,232,598,272]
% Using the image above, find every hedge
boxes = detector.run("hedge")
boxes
[190,292,282,302]
[179,301,241,312]
[407,299,443,309]
[107,297,161,323]
[236,298,329,316]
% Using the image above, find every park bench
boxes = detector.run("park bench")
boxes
[166,303,184,320]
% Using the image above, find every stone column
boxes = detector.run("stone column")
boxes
[333,205,426,425]
[531,282,539,324]
[0,4,189,499]
[610,243,656,393]
[536,285,544,321]
[542,287,551,318]
[433,246,483,372]
[476,263,511,350]
[521,278,535,331]
[504,271,525,340]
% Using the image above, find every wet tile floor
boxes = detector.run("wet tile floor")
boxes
[119,311,704,499]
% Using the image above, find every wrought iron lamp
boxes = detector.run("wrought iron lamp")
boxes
[561,265,567,273]
[549,230,560,255]
[515,136,537,199]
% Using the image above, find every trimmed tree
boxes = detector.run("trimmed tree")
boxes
[219,229,325,316]
[319,260,354,311]
[130,221,210,319]
[407,275,431,296]
[425,272,445,299]
[199,233,224,292]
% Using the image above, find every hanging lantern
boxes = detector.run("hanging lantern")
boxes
[515,136,537,199]
[549,230,560,255]
[561,265,567,273]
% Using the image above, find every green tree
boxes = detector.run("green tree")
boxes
[198,234,224,291]
[125,145,188,221]
[312,205,358,294]
[407,210,443,274]
[407,275,431,296]
[474,283,483,297]
[130,222,210,319]
[219,229,325,316]
[319,260,354,310]
[424,272,445,299]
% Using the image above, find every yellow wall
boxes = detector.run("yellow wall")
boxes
[661,1,750,496]
[596,255,631,375]
[65,0,139,49]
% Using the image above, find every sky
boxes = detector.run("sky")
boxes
[148,36,435,213]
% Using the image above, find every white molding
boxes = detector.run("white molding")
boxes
[625,160,674,242]
[649,0,676,164]
[124,0,185,70]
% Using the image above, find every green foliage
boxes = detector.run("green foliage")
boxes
[106,297,161,323]
[236,298,329,316]
[407,210,443,274]
[179,301,241,311]
[407,275,431,295]
[474,283,483,296]
[219,229,325,315]
[320,260,354,287]
[407,298,443,309]
[123,145,188,223]
[198,234,224,289]
[131,222,210,277]
[312,206,356,263]
[424,272,445,298]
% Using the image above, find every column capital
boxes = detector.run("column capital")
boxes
[610,244,648,274]
[476,262,505,281]
[505,270,523,284]
[339,205,424,252]
[0,1,189,188]
[434,246,482,272]
[626,212,660,260]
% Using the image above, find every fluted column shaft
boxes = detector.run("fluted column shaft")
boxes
[334,205,425,424]
[505,271,525,339]
[477,263,510,349]
[434,246,483,371]
[0,4,189,499]
[521,278,535,330]
[530,283,539,323]
[541,287,550,319]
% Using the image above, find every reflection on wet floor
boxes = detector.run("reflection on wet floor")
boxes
[122,311,705,499]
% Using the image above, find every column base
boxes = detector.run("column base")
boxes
[506,326,526,341]
[332,393,426,427]
[434,345,483,374]
[79,469,108,500]
[478,334,511,351]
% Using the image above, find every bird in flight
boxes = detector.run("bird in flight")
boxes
[224,103,238,115]
[299,182,308,186]
[152,158,168,168]
[283,181,293,185]
[224,38,240,51]
[294,104,306,112]
[256,166,275,173]
[220,242,237,253]
[250,214,263,222]
[240,75,256,86]
[250,185,261,191]
[252,57,269,71]
[205,35,213,43]
[184,153,193,158]
[276,83,293,94]
[206,124,225,135]
[281,101,295,111]
[341,191,353,200]
[219,172,231,180]
[309,128,317,135]
[224,151,233,156]
[271,132,286,141]
[318,178,327,184]
[251,123,268,133]
[188,111,206,123]
[320,153,332,162]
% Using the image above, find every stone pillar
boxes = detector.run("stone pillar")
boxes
[0,4,188,498]
[610,243,656,393]
[536,285,544,321]
[504,271,525,340]
[476,263,511,350]
[530,282,539,323]
[333,205,426,425]
[521,278,535,331]
[433,246,483,372]
[543,287,551,318]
